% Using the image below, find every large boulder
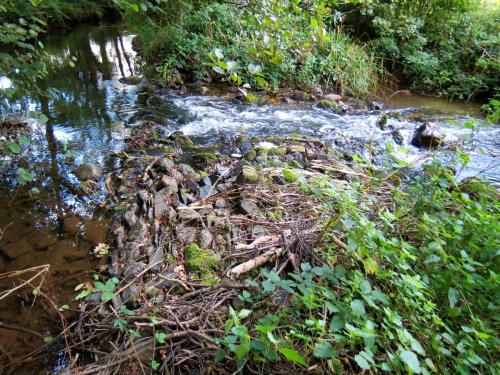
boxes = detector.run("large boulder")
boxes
[412,122,457,148]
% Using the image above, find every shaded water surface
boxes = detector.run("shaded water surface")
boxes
[0,24,498,372]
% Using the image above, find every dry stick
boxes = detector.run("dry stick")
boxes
[227,247,285,278]
[105,174,119,202]
[0,265,50,301]
[141,156,160,182]
[0,322,45,339]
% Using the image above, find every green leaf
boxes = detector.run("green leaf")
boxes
[155,331,167,344]
[16,168,34,184]
[212,65,225,74]
[448,287,459,308]
[400,350,421,374]
[215,348,226,363]
[350,299,366,316]
[354,354,370,370]
[329,316,345,332]
[214,48,224,60]
[237,309,252,320]
[313,341,336,359]
[75,289,92,300]
[19,135,30,145]
[151,359,160,370]
[43,335,53,343]
[5,141,21,154]
[279,348,307,366]
[101,291,116,301]
[235,342,251,359]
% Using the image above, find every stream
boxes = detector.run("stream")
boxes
[0,23,499,371]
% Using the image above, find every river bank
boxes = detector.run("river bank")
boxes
[0,23,499,374]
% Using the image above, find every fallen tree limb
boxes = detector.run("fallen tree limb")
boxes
[227,247,285,278]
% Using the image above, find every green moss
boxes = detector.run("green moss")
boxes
[243,93,258,104]
[193,152,218,163]
[245,149,257,161]
[185,243,218,272]
[318,99,340,111]
[200,270,220,286]
[269,147,287,156]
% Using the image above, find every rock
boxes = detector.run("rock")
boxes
[79,180,99,195]
[128,219,149,242]
[147,246,163,270]
[240,198,260,217]
[318,99,340,112]
[197,176,216,200]
[178,207,201,222]
[159,176,178,196]
[123,261,147,278]
[155,158,175,173]
[119,76,142,85]
[245,149,257,161]
[0,239,33,259]
[370,101,385,110]
[165,206,177,222]
[169,131,194,146]
[324,93,342,102]
[179,190,196,205]
[214,198,228,209]
[199,228,213,249]
[391,130,404,145]
[292,91,309,100]
[73,163,101,181]
[193,152,218,163]
[179,163,201,181]
[124,205,138,229]
[63,215,81,236]
[137,190,149,212]
[238,165,259,183]
[412,122,457,148]
[378,114,389,130]
[176,226,198,244]
[29,228,58,251]
[154,188,171,218]
[84,220,108,244]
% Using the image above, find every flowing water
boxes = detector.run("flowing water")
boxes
[0,24,498,372]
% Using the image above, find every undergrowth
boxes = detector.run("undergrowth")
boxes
[216,159,499,373]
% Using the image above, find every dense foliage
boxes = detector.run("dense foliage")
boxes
[216,158,500,373]
[122,0,499,101]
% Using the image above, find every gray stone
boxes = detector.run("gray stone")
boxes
[179,164,200,180]
[176,226,197,244]
[154,189,171,218]
[199,228,213,249]
[165,206,177,222]
[124,207,138,229]
[128,219,149,242]
[137,190,149,213]
[73,163,101,181]
[412,122,457,148]
[214,198,228,209]
[147,246,163,270]
[155,157,175,173]
[240,198,260,217]
[159,176,178,195]
[324,93,342,102]
[178,207,201,221]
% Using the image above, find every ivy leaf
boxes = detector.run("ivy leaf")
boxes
[279,348,307,366]
[151,359,160,370]
[400,350,421,374]
[313,341,336,359]
[5,141,20,154]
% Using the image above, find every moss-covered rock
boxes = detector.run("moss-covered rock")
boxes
[193,152,218,163]
[238,165,260,183]
[185,243,218,272]
[245,149,257,161]
[169,132,194,146]
[269,147,287,157]
[318,99,340,111]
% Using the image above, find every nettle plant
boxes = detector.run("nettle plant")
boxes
[218,159,499,373]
